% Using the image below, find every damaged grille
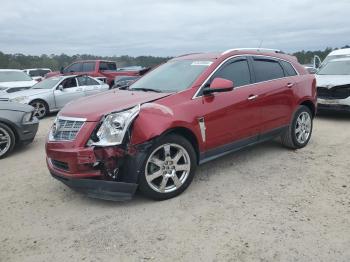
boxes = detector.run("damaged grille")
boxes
[52,117,85,141]
[317,85,350,99]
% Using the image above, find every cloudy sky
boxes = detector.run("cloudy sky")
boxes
[1,0,349,56]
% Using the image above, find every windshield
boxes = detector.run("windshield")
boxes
[130,60,212,92]
[32,77,61,89]
[321,54,350,68]
[0,71,33,82]
[317,60,350,75]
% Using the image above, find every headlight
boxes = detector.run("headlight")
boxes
[89,105,140,146]
[11,96,29,104]
[22,112,33,123]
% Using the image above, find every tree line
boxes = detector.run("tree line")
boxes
[0,45,349,70]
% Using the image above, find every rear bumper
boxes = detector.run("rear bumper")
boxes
[50,171,137,201]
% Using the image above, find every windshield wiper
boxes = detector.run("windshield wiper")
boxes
[131,88,162,93]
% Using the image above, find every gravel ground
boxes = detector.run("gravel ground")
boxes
[0,112,349,262]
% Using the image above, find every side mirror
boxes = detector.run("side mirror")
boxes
[57,85,64,91]
[60,66,64,74]
[203,78,234,95]
[313,55,322,69]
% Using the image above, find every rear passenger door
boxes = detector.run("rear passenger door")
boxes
[250,57,295,133]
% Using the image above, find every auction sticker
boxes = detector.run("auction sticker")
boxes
[191,61,213,66]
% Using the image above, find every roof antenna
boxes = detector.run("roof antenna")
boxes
[258,40,263,49]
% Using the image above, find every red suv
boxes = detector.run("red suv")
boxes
[46,48,316,201]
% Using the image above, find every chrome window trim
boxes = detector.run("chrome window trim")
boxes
[192,54,300,99]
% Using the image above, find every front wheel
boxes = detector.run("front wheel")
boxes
[138,134,197,200]
[29,100,48,119]
[281,105,313,149]
[0,123,15,159]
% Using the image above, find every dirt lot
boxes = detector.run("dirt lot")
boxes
[0,112,349,262]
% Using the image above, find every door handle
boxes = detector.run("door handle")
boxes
[286,83,295,88]
[247,94,258,101]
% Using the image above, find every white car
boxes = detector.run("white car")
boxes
[316,57,350,112]
[23,68,52,82]
[0,75,109,118]
[0,69,37,94]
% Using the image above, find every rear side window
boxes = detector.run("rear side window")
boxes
[281,61,297,76]
[82,62,95,72]
[253,58,285,82]
[77,76,99,86]
[99,62,116,71]
[213,59,251,87]
[66,63,82,73]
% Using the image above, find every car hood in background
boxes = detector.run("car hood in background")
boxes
[59,90,171,121]
[316,74,350,88]
[0,80,37,89]
[0,88,52,99]
[0,101,34,112]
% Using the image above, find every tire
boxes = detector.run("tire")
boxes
[281,105,313,149]
[138,134,197,200]
[0,123,16,159]
[29,100,48,119]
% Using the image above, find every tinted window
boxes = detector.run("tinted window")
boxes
[66,63,82,72]
[82,62,95,72]
[28,69,51,77]
[77,76,99,86]
[61,78,77,89]
[213,59,251,87]
[253,58,285,82]
[281,61,297,76]
[99,62,116,71]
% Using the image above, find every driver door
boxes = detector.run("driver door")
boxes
[54,77,84,109]
[192,57,263,155]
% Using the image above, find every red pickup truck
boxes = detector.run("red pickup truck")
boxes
[45,60,150,87]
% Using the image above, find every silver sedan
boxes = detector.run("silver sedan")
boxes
[0,75,109,118]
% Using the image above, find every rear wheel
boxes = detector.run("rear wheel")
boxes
[0,123,15,159]
[138,134,197,200]
[29,100,48,119]
[281,105,313,149]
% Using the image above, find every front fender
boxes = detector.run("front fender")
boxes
[130,102,201,148]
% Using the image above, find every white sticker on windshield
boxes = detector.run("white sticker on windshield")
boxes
[191,61,213,66]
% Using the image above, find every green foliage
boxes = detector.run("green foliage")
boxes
[0,45,349,70]
[0,52,170,70]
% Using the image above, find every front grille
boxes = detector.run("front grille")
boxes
[317,85,350,99]
[52,117,85,141]
[51,159,69,171]
[0,98,9,101]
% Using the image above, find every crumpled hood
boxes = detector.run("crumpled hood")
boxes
[0,101,34,112]
[59,89,171,121]
[316,74,350,88]
[0,88,51,99]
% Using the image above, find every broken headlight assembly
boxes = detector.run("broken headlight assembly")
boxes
[88,105,140,146]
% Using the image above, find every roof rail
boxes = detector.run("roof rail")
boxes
[222,48,284,55]
[175,52,203,58]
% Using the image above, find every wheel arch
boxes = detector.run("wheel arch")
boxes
[161,127,200,164]
[299,99,316,117]
[29,98,50,110]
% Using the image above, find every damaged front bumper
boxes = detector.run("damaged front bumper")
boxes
[46,140,152,201]
[317,98,350,112]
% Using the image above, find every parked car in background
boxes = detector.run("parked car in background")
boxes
[316,57,350,112]
[0,69,37,94]
[23,68,52,82]
[303,64,317,74]
[46,48,316,201]
[0,75,109,119]
[320,48,350,68]
[112,75,140,89]
[45,60,150,87]
[0,101,39,158]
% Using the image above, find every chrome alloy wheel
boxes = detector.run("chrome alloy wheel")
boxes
[31,101,46,118]
[295,111,311,144]
[0,127,11,157]
[145,143,191,193]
